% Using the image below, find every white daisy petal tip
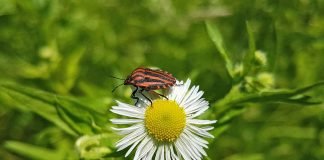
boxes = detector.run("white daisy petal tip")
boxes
[115,100,121,104]
[110,78,216,160]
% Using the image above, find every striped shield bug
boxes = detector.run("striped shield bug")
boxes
[111,67,176,106]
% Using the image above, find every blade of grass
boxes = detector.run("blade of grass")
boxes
[1,83,107,129]
[205,21,233,77]
[228,81,324,105]
[268,22,278,71]
[4,141,63,160]
[1,86,78,136]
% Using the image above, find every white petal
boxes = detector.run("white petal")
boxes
[155,146,163,160]
[165,144,171,160]
[183,90,204,109]
[178,136,201,160]
[169,145,179,160]
[111,123,143,135]
[161,145,165,160]
[175,79,191,104]
[181,133,207,156]
[187,119,217,125]
[144,145,157,160]
[134,136,153,160]
[125,136,142,157]
[168,80,184,100]
[111,105,142,114]
[181,86,199,108]
[201,126,215,131]
[139,138,155,159]
[185,99,208,114]
[110,118,143,124]
[112,101,144,112]
[116,127,146,151]
[190,106,209,118]
[110,105,144,119]
[184,129,208,148]
[187,124,214,138]
[179,84,197,107]
[175,140,191,160]
[182,87,200,109]
[117,133,146,152]
[116,101,145,112]
[178,138,199,160]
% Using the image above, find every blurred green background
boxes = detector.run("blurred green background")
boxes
[1,0,324,159]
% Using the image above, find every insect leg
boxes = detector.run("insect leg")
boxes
[175,83,183,86]
[150,91,168,100]
[131,86,140,106]
[159,93,168,100]
[139,88,153,106]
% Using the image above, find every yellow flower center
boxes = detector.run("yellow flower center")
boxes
[144,99,186,142]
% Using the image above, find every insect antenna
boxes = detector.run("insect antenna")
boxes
[108,75,125,81]
[109,75,125,92]
[112,83,124,93]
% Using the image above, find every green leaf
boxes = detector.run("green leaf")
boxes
[0,0,16,15]
[104,149,127,158]
[205,21,233,77]
[242,21,256,76]
[228,81,324,105]
[54,97,108,134]
[260,126,316,139]
[4,141,62,160]
[1,84,78,136]
[2,82,107,115]
[221,153,264,160]
[50,47,85,94]
[211,124,230,138]
[218,106,246,124]
[1,82,108,135]
[211,106,245,137]
[268,22,278,71]
[55,102,94,135]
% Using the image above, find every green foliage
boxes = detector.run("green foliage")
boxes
[1,0,324,160]
[206,21,233,77]
[4,141,71,160]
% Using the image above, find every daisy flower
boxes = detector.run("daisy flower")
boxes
[110,79,217,160]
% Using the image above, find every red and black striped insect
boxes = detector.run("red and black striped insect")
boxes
[112,67,176,106]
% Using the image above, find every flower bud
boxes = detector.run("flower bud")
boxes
[76,134,111,159]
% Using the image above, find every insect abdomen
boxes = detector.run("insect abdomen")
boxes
[127,67,176,90]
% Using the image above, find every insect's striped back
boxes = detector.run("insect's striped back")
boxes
[125,67,176,90]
